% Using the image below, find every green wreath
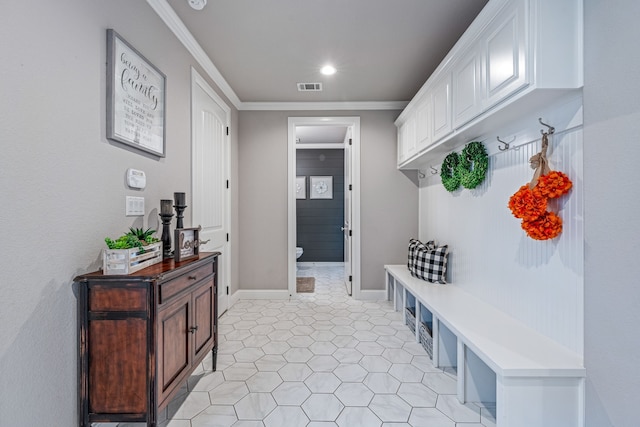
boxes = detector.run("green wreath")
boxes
[440,152,461,192]
[457,141,488,189]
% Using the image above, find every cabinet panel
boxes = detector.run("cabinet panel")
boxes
[193,279,214,358]
[157,295,190,400]
[453,46,482,128]
[415,99,431,151]
[431,74,453,142]
[482,0,528,109]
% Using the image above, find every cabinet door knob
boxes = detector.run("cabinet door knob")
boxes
[189,326,199,334]
[188,275,197,280]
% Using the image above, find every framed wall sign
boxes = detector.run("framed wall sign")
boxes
[310,176,333,199]
[174,227,200,262]
[296,176,306,199]
[106,29,166,157]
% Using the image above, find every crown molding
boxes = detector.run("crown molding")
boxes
[239,101,408,111]
[146,0,242,109]
[147,0,408,112]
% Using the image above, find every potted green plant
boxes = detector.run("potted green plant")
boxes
[103,228,162,274]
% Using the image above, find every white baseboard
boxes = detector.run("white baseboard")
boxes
[356,289,388,301]
[297,262,345,267]
[229,289,290,307]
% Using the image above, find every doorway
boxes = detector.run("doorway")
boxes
[287,117,361,298]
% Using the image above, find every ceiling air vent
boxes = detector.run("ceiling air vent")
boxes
[297,82,323,92]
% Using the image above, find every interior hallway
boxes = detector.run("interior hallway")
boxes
[103,264,496,427]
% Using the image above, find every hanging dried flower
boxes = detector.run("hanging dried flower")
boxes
[521,211,563,240]
[536,171,573,198]
[508,185,547,221]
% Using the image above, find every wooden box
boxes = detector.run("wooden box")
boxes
[103,242,162,275]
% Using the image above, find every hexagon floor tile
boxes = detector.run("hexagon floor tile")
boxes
[109,265,496,427]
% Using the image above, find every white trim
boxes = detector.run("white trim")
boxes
[147,0,242,108]
[147,0,409,112]
[358,290,388,301]
[230,289,291,302]
[288,117,361,299]
[296,143,345,150]
[296,262,345,268]
[241,101,408,111]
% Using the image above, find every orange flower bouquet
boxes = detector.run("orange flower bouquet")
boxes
[521,211,563,240]
[508,185,547,220]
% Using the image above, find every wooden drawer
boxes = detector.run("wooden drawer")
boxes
[89,285,147,312]
[159,263,214,304]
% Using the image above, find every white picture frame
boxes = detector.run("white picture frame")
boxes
[296,176,306,199]
[310,176,333,199]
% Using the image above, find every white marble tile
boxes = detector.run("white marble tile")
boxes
[376,335,405,349]
[356,341,385,356]
[363,373,401,394]
[396,382,438,407]
[223,363,258,381]
[230,421,265,427]
[209,381,249,405]
[381,348,414,364]
[272,381,312,405]
[255,354,287,372]
[336,407,382,427]
[301,394,345,421]
[304,372,341,393]
[246,371,283,392]
[261,341,291,355]
[287,335,315,348]
[283,347,314,363]
[334,382,374,406]
[332,348,364,364]
[359,355,392,373]
[234,347,265,363]
[242,335,270,348]
[333,363,368,382]
[408,407,455,427]
[421,372,457,395]
[309,341,338,355]
[388,363,424,383]
[263,406,309,427]
[311,330,337,342]
[190,405,237,427]
[167,391,211,420]
[368,394,412,423]
[234,393,277,420]
[307,355,340,372]
[436,394,481,423]
[307,422,338,427]
[278,363,313,381]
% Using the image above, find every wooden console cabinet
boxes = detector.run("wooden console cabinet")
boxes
[74,252,219,427]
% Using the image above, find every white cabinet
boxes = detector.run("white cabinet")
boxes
[452,45,483,128]
[395,0,582,170]
[431,73,453,142]
[481,0,528,110]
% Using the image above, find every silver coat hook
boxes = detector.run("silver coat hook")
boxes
[497,136,514,151]
[430,166,438,175]
[418,171,426,179]
[539,118,555,135]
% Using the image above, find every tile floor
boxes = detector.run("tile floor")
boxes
[101,264,496,427]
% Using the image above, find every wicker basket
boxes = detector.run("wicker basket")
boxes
[419,321,433,358]
[405,307,416,334]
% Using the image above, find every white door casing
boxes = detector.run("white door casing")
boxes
[191,68,230,316]
[343,127,353,295]
[287,116,361,299]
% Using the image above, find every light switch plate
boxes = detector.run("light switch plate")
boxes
[126,196,145,216]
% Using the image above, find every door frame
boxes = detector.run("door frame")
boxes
[191,67,231,315]
[287,116,361,299]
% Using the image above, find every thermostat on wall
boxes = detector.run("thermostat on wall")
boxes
[126,168,146,189]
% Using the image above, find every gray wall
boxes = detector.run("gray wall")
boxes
[0,1,239,425]
[238,110,419,291]
[296,149,345,262]
[583,1,640,425]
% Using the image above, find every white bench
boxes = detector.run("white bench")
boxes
[385,265,585,427]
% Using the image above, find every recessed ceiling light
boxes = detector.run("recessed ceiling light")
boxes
[188,0,207,10]
[320,65,337,76]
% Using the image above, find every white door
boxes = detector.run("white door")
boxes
[191,69,230,316]
[343,128,353,295]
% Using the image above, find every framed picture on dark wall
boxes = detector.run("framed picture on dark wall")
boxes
[310,176,333,199]
[296,176,306,199]
[106,29,166,157]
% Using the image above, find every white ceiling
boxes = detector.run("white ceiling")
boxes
[165,0,489,106]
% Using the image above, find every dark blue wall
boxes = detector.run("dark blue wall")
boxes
[296,149,344,262]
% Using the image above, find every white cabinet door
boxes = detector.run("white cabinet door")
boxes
[431,73,453,143]
[415,97,431,152]
[481,0,528,110]
[398,113,417,165]
[452,44,483,128]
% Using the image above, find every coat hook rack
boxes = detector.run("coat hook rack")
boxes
[497,135,515,151]
[430,166,438,175]
[539,118,555,135]
[418,171,426,179]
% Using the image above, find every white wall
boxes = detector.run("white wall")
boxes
[0,1,238,425]
[238,110,418,292]
[583,1,640,425]
[419,96,584,354]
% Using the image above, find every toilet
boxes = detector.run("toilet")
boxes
[296,247,304,259]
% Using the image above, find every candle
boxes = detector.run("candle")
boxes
[160,199,173,215]
[174,192,186,206]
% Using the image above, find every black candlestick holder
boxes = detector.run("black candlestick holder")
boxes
[173,204,187,229]
[159,212,174,258]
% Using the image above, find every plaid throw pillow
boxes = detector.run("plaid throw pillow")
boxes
[411,244,449,284]
[407,239,436,275]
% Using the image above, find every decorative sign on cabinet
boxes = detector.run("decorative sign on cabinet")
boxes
[74,252,220,427]
[396,0,583,170]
